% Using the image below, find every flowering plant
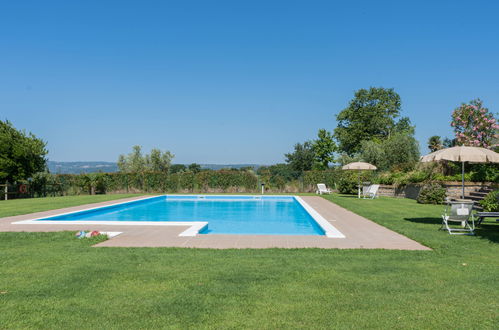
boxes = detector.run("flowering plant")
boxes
[451,99,498,148]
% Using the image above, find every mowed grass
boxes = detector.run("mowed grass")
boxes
[0,194,142,218]
[0,194,498,328]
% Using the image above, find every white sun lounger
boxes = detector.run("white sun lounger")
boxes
[441,201,475,235]
[316,183,332,195]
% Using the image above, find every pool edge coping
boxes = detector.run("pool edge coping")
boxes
[11,194,345,238]
[294,196,345,238]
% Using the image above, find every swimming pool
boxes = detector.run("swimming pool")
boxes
[15,195,344,238]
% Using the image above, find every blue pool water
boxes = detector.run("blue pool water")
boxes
[39,195,325,236]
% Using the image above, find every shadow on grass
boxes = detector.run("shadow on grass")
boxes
[404,217,441,225]
[404,217,499,244]
[474,224,499,244]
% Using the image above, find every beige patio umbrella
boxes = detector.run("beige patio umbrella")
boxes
[342,162,377,198]
[420,146,499,199]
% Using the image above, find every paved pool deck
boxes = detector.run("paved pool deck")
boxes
[0,195,430,250]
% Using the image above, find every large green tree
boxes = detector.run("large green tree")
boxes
[334,87,413,155]
[311,129,336,169]
[0,120,47,182]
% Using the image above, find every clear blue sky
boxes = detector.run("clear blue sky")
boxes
[1,0,498,164]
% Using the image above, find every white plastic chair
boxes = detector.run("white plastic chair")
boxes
[441,201,475,235]
[362,183,371,197]
[316,183,332,195]
[363,184,379,199]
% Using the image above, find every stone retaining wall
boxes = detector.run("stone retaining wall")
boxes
[377,182,497,200]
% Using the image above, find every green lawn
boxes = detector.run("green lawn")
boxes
[0,194,498,328]
[0,194,142,218]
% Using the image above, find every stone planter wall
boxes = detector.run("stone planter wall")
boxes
[377,182,497,200]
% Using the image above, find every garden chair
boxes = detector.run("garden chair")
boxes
[362,183,371,198]
[363,184,379,199]
[441,201,475,235]
[316,183,332,195]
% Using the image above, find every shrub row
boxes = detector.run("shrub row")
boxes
[30,170,259,196]
[27,166,498,197]
[303,169,375,194]
[480,190,499,212]
[373,164,498,186]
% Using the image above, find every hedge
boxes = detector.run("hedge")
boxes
[303,170,340,190]
[303,169,375,194]
[26,165,499,197]
[30,170,259,196]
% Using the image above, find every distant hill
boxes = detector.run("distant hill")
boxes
[47,161,261,174]
[200,164,261,170]
[47,161,119,174]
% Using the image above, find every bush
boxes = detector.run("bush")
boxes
[480,190,499,212]
[337,171,360,194]
[303,169,373,194]
[373,167,495,187]
[337,178,358,194]
[303,169,341,190]
[31,172,65,197]
[375,172,396,185]
[417,183,447,204]
[470,164,499,182]
[258,164,301,191]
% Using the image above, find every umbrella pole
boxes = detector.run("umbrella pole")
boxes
[461,161,465,199]
[358,171,361,198]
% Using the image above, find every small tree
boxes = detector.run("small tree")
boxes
[383,133,420,171]
[118,146,174,173]
[147,148,173,172]
[427,136,443,152]
[129,145,146,172]
[451,99,498,148]
[285,141,315,173]
[117,154,127,172]
[360,132,420,171]
[170,164,186,174]
[311,129,336,169]
[188,163,202,173]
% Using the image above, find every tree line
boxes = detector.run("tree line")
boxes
[272,87,497,180]
[266,87,420,177]
[1,87,497,186]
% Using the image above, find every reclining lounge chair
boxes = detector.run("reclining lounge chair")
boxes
[363,184,379,199]
[316,183,332,195]
[441,201,475,235]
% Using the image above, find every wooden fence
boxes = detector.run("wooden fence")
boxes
[0,183,63,200]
